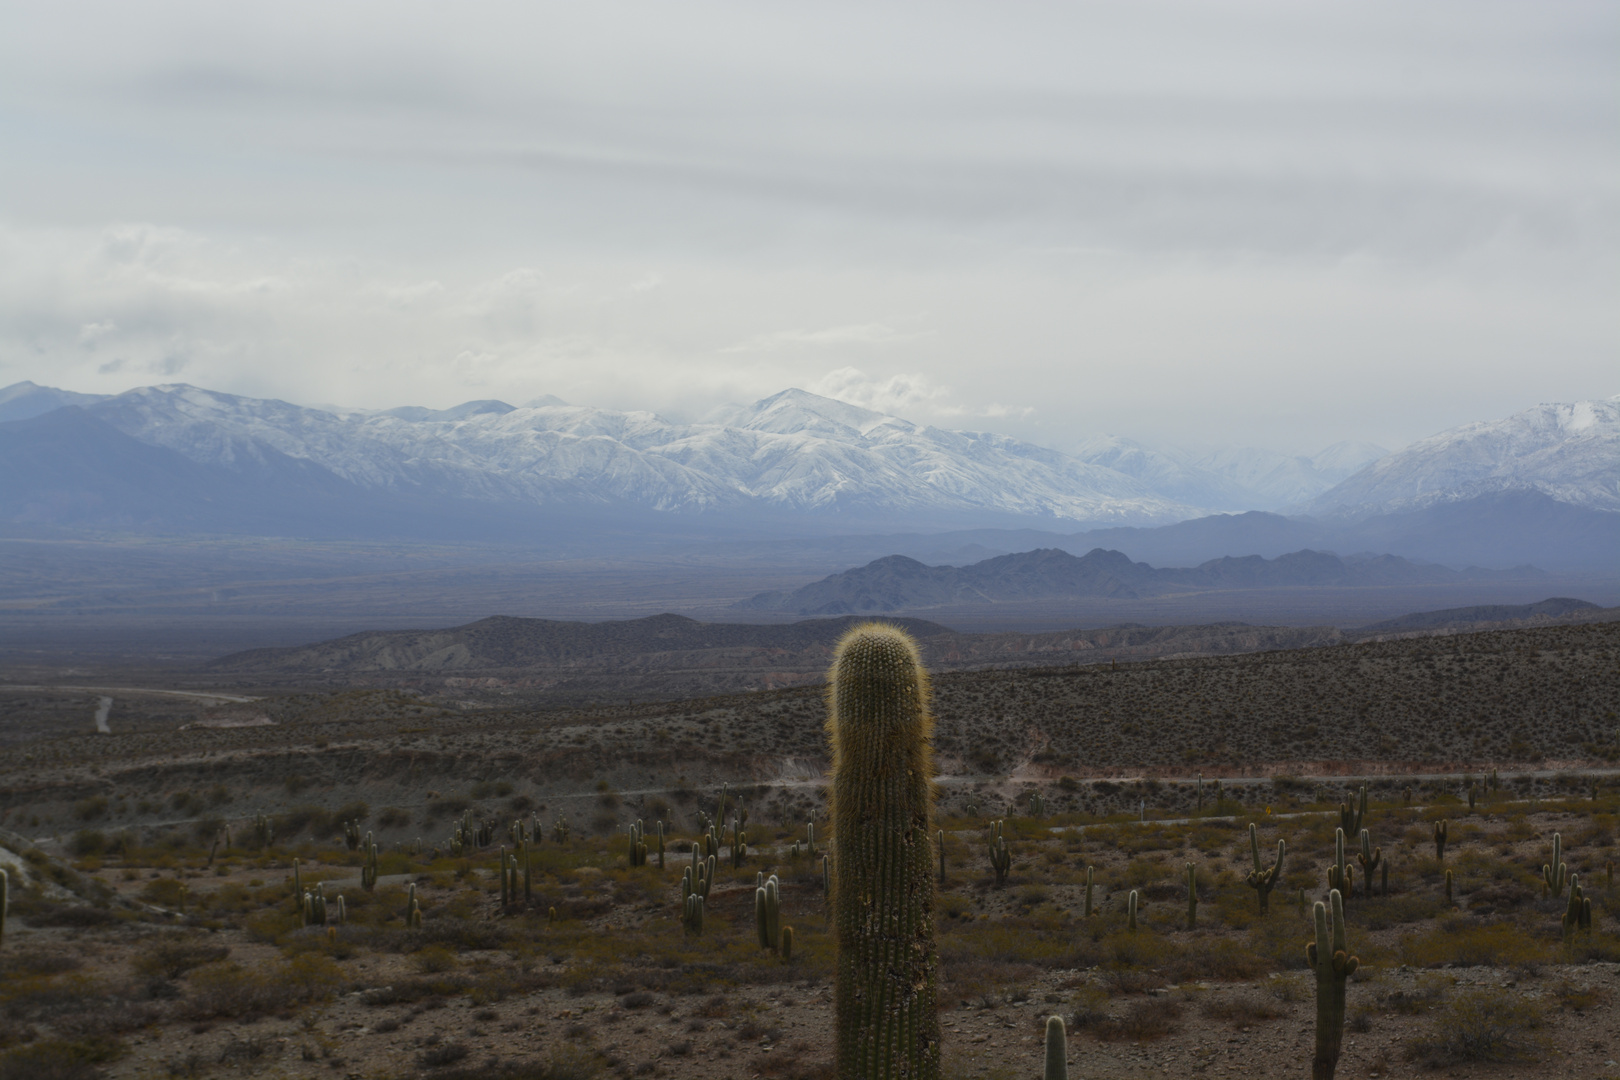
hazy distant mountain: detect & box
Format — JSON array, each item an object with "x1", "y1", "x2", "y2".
[
  {"x1": 1353, "y1": 597, "x2": 1606, "y2": 635},
  {"x1": 0, "y1": 381, "x2": 111, "y2": 423},
  {"x1": 1072, "y1": 435, "x2": 1388, "y2": 511},
  {"x1": 735, "y1": 546, "x2": 1531, "y2": 614},
  {"x1": 1, "y1": 381, "x2": 1203, "y2": 534},
  {"x1": 1310, "y1": 398, "x2": 1620, "y2": 519}
]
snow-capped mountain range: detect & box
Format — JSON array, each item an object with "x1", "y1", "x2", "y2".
[{"x1": 1, "y1": 381, "x2": 1615, "y2": 538}]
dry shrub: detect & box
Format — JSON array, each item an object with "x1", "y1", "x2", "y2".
[
  {"x1": 131, "y1": 941, "x2": 231, "y2": 980},
  {"x1": 1200, "y1": 992, "x2": 1287, "y2": 1024},
  {"x1": 1092, "y1": 997, "x2": 1182, "y2": 1042},
  {"x1": 184, "y1": 955, "x2": 343, "y2": 1019},
  {"x1": 1404, "y1": 989, "x2": 1545, "y2": 1066},
  {"x1": 1398, "y1": 918, "x2": 1550, "y2": 969},
  {"x1": 0, "y1": 1037, "x2": 124, "y2": 1080}
]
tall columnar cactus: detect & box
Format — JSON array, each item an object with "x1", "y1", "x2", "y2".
[
  {"x1": 988, "y1": 821, "x2": 1010, "y2": 887},
  {"x1": 822, "y1": 854, "x2": 830, "y2": 900},
  {"x1": 1083, "y1": 866, "x2": 1094, "y2": 919},
  {"x1": 1562, "y1": 873, "x2": 1590, "y2": 939},
  {"x1": 1044, "y1": 1015, "x2": 1067, "y2": 1080},
  {"x1": 1185, "y1": 863, "x2": 1198, "y2": 930},
  {"x1": 1432, "y1": 820, "x2": 1447, "y2": 862},
  {"x1": 406, "y1": 882, "x2": 423, "y2": 928},
  {"x1": 731, "y1": 813, "x2": 748, "y2": 869},
  {"x1": 523, "y1": 841, "x2": 533, "y2": 904},
  {"x1": 684, "y1": 893, "x2": 705, "y2": 936},
  {"x1": 1028, "y1": 792, "x2": 1046, "y2": 818},
  {"x1": 336, "y1": 895, "x2": 345, "y2": 925},
  {"x1": 937, "y1": 830, "x2": 946, "y2": 883},
  {"x1": 656, "y1": 821, "x2": 666, "y2": 870},
  {"x1": 1245, "y1": 823, "x2": 1285, "y2": 914},
  {"x1": 807, "y1": 821, "x2": 816, "y2": 858},
  {"x1": 755, "y1": 874, "x2": 781, "y2": 951},
  {"x1": 1543, "y1": 832, "x2": 1567, "y2": 896},
  {"x1": 293, "y1": 858, "x2": 302, "y2": 904},
  {"x1": 1444, "y1": 868, "x2": 1453, "y2": 905},
  {"x1": 1127, "y1": 889, "x2": 1139, "y2": 931},
  {"x1": 344, "y1": 820, "x2": 361, "y2": 851},
  {"x1": 781, "y1": 925, "x2": 794, "y2": 962},
  {"x1": 361, "y1": 835, "x2": 378, "y2": 892},
  {"x1": 1356, "y1": 829, "x2": 1381, "y2": 900},
  {"x1": 1327, "y1": 829, "x2": 1351, "y2": 897},
  {"x1": 1339, "y1": 785, "x2": 1367, "y2": 839},
  {"x1": 826, "y1": 623, "x2": 941, "y2": 1080},
  {"x1": 1467, "y1": 783, "x2": 1477, "y2": 811},
  {"x1": 1307, "y1": 889, "x2": 1358, "y2": 1080},
  {"x1": 1197, "y1": 772, "x2": 1204, "y2": 810}
]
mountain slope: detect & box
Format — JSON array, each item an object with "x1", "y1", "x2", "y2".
[
  {"x1": 11, "y1": 382, "x2": 1204, "y2": 531},
  {"x1": 1311, "y1": 398, "x2": 1620, "y2": 518}
]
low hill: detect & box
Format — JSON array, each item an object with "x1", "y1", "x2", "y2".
[
  {"x1": 737, "y1": 547, "x2": 1537, "y2": 615},
  {"x1": 1351, "y1": 597, "x2": 1615, "y2": 636}
]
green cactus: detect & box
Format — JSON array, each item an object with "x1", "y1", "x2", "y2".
[
  {"x1": 756, "y1": 874, "x2": 781, "y2": 951},
  {"x1": 344, "y1": 820, "x2": 361, "y2": 851},
  {"x1": 826, "y1": 623, "x2": 941, "y2": 1080},
  {"x1": 1044, "y1": 1015, "x2": 1067, "y2": 1080},
  {"x1": 1327, "y1": 828, "x2": 1351, "y2": 897},
  {"x1": 822, "y1": 853, "x2": 830, "y2": 900},
  {"x1": 988, "y1": 820, "x2": 1010, "y2": 887},
  {"x1": 656, "y1": 821, "x2": 665, "y2": 870},
  {"x1": 1027, "y1": 792, "x2": 1046, "y2": 818},
  {"x1": 1083, "y1": 865, "x2": 1094, "y2": 919},
  {"x1": 406, "y1": 882, "x2": 423, "y2": 928},
  {"x1": 1127, "y1": 888, "x2": 1139, "y2": 931},
  {"x1": 1186, "y1": 863, "x2": 1197, "y2": 930},
  {"x1": 1355, "y1": 829, "x2": 1381, "y2": 901},
  {"x1": 1307, "y1": 888, "x2": 1358, "y2": 1080},
  {"x1": 781, "y1": 925, "x2": 794, "y2": 962},
  {"x1": 1467, "y1": 782, "x2": 1477, "y2": 811},
  {"x1": 683, "y1": 893, "x2": 705, "y2": 936},
  {"x1": 731, "y1": 813, "x2": 748, "y2": 869},
  {"x1": 1338, "y1": 785, "x2": 1367, "y2": 839},
  {"x1": 1543, "y1": 832, "x2": 1567, "y2": 896},
  {"x1": 1245, "y1": 822, "x2": 1286, "y2": 914},
  {"x1": 523, "y1": 841, "x2": 533, "y2": 904},
  {"x1": 336, "y1": 894, "x2": 345, "y2": 925},
  {"x1": 807, "y1": 821, "x2": 816, "y2": 858},
  {"x1": 361, "y1": 834, "x2": 378, "y2": 892},
  {"x1": 1433, "y1": 820, "x2": 1447, "y2": 862},
  {"x1": 937, "y1": 830, "x2": 946, "y2": 883},
  {"x1": 1562, "y1": 873, "x2": 1589, "y2": 939},
  {"x1": 1444, "y1": 868, "x2": 1453, "y2": 905},
  {"x1": 293, "y1": 858, "x2": 302, "y2": 905},
  {"x1": 1196, "y1": 772, "x2": 1204, "y2": 810}
]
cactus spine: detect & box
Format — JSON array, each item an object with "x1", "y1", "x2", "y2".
[
  {"x1": 1543, "y1": 832, "x2": 1567, "y2": 896},
  {"x1": 1307, "y1": 888, "x2": 1358, "y2": 1080},
  {"x1": 1044, "y1": 1015, "x2": 1067, "y2": 1080},
  {"x1": 1245, "y1": 823, "x2": 1285, "y2": 914},
  {"x1": 1186, "y1": 863, "x2": 1197, "y2": 930},
  {"x1": 988, "y1": 820, "x2": 1010, "y2": 887},
  {"x1": 1432, "y1": 820, "x2": 1447, "y2": 861},
  {"x1": 826, "y1": 623, "x2": 941, "y2": 1080},
  {"x1": 1127, "y1": 888, "x2": 1139, "y2": 931},
  {"x1": 1355, "y1": 829, "x2": 1381, "y2": 901}
]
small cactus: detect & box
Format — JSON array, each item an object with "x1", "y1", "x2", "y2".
[
  {"x1": 806, "y1": 821, "x2": 816, "y2": 858},
  {"x1": 1044, "y1": 1015, "x2": 1067, "y2": 1080},
  {"x1": 1245, "y1": 823, "x2": 1285, "y2": 914},
  {"x1": 755, "y1": 874, "x2": 781, "y2": 951},
  {"x1": 406, "y1": 882, "x2": 423, "y2": 928},
  {"x1": 1327, "y1": 829, "x2": 1350, "y2": 896},
  {"x1": 361, "y1": 835, "x2": 378, "y2": 892},
  {"x1": 781, "y1": 925, "x2": 794, "y2": 962},
  {"x1": 1444, "y1": 868, "x2": 1453, "y2": 905},
  {"x1": 1307, "y1": 888, "x2": 1358, "y2": 1080},
  {"x1": 683, "y1": 893, "x2": 705, "y2": 936},
  {"x1": 1127, "y1": 889, "x2": 1139, "y2": 931},
  {"x1": 1433, "y1": 820, "x2": 1448, "y2": 862},
  {"x1": 1083, "y1": 865, "x2": 1094, "y2": 919},
  {"x1": 344, "y1": 820, "x2": 361, "y2": 851},
  {"x1": 937, "y1": 829, "x2": 946, "y2": 883},
  {"x1": 1467, "y1": 783, "x2": 1477, "y2": 811},
  {"x1": 1543, "y1": 832, "x2": 1567, "y2": 896}
]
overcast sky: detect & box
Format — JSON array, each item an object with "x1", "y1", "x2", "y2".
[{"x1": 1, "y1": 1, "x2": 1614, "y2": 454}]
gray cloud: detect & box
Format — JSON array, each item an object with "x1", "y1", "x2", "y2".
[{"x1": 0, "y1": 0, "x2": 1614, "y2": 454}]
